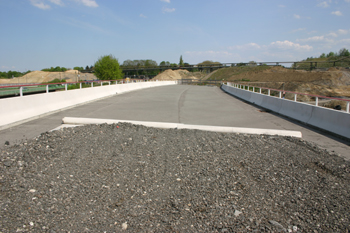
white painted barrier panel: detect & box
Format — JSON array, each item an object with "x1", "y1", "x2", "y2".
[
  {"x1": 222, "y1": 84, "x2": 350, "y2": 139},
  {"x1": 0, "y1": 81, "x2": 176, "y2": 128},
  {"x1": 307, "y1": 106, "x2": 350, "y2": 139}
]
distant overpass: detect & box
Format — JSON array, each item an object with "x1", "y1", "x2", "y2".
[{"x1": 81, "y1": 62, "x2": 294, "y2": 74}]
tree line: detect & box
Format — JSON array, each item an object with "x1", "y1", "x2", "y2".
[
  {"x1": 306, "y1": 47, "x2": 350, "y2": 60},
  {"x1": 0, "y1": 70, "x2": 31, "y2": 79}
]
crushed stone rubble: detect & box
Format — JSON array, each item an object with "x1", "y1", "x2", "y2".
[{"x1": 0, "y1": 123, "x2": 349, "y2": 232}]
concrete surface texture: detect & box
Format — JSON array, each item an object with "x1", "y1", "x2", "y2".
[{"x1": 0, "y1": 85, "x2": 349, "y2": 160}]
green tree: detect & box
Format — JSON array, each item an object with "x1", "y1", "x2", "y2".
[
  {"x1": 94, "y1": 54, "x2": 123, "y2": 80},
  {"x1": 179, "y1": 55, "x2": 184, "y2": 67},
  {"x1": 197, "y1": 60, "x2": 222, "y2": 66},
  {"x1": 160, "y1": 61, "x2": 170, "y2": 66},
  {"x1": 73, "y1": 66, "x2": 84, "y2": 71},
  {"x1": 320, "y1": 53, "x2": 326, "y2": 58},
  {"x1": 326, "y1": 51, "x2": 335, "y2": 58},
  {"x1": 339, "y1": 48, "x2": 350, "y2": 57}
]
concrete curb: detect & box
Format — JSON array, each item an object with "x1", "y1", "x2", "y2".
[{"x1": 61, "y1": 117, "x2": 302, "y2": 138}]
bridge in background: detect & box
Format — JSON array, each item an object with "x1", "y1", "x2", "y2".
[{"x1": 80, "y1": 59, "x2": 350, "y2": 75}]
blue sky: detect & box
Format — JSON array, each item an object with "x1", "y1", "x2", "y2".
[{"x1": 0, "y1": 0, "x2": 350, "y2": 72}]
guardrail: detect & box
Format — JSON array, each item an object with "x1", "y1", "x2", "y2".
[
  {"x1": 226, "y1": 82, "x2": 350, "y2": 113},
  {"x1": 0, "y1": 79, "x2": 151, "y2": 98}
]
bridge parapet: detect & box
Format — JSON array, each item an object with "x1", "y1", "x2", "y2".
[{"x1": 222, "y1": 83, "x2": 350, "y2": 139}]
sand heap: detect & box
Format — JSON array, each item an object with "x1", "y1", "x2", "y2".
[
  {"x1": 153, "y1": 69, "x2": 199, "y2": 80},
  {"x1": 0, "y1": 70, "x2": 97, "y2": 84}
]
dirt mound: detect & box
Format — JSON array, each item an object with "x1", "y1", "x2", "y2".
[
  {"x1": 154, "y1": 69, "x2": 200, "y2": 80},
  {"x1": 0, "y1": 70, "x2": 96, "y2": 84},
  {"x1": 228, "y1": 67, "x2": 350, "y2": 98}
]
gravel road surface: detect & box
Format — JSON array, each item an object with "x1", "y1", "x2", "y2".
[{"x1": 1, "y1": 123, "x2": 349, "y2": 232}]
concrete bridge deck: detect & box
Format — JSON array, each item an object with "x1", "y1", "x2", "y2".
[{"x1": 0, "y1": 85, "x2": 349, "y2": 160}]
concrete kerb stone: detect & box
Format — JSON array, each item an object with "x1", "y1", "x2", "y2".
[{"x1": 61, "y1": 117, "x2": 302, "y2": 138}]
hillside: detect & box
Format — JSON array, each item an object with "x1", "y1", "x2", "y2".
[
  {"x1": 209, "y1": 66, "x2": 350, "y2": 97},
  {"x1": 0, "y1": 70, "x2": 97, "y2": 84}
]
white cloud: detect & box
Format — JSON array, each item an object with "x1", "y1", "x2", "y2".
[
  {"x1": 75, "y1": 0, "x2": 98, "y2": 7},
  {"x1": 184, "y1": 50, "x2": 238, "y2": 63},
  {"x1": 297, "y1": 36, "x2": 325, "y2": 42},
  {"x1": 317, "y1": 1, "x2": 330, "y2": 8},
  {"x1": 328, "y1": 32, "x2": 338, "y2": 37},
  {"x1": 0, "y1": 65, "x2": 16, "y2": 70},
  {"x1": 162, "y1": 7, "x2": 175, "y2": 13},
  {"x1": 331, "y1": 11, "x2": 342, "y2": 16},
  {"x1": 293, "y1": 14, "x2": 301, "y2": 19},
  {"x1": 228, "y1": 43, "x2": 261, "y2": 50},
  {"x1": 185, "y1": 51, "x2": 232, "y2": 56},
  {"x1": 160, "y1": 0, "x2": 171, "y2": 3},
  {"x1": 269, "y1": 40, "x2": 312, "y2": 51},
  {"x1": 291, "y1": 28, "x2": 306, "y2": 33},
  {"x1": 49, "y1": 0, "x2": 64, "y2": 6},
  {"x1": 338, "y1": 29, "x2": 349, "y2": 34},
  {"x1": 338, "y1": 38, "x2": 350, "y2": 44},
  {"x1": 139, "y1": 14, "x2": 147, "y2": 18},
  {"x1": 29, "y1": 0, "x2": 51, "y2": 10},
  {"x1": 59, "y1": 17, "x2": 108, "y2": 34}
]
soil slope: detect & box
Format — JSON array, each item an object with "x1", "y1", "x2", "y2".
[{"x1": 226, "y1": 66, "x2": 350, "y2": 98}]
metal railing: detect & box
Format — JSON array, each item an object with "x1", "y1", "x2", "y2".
[
  {"x1": 226, "y1": 82, "x2": 350, "y2": 113},
  {"x1": 0, "y1": 79, "x2": 156, "y2": 98}
]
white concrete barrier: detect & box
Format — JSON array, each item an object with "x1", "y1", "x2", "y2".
[
  {"x1": 0, "y1": 81, "x2": 176, "y2": 129},
  {"x1": 61, "y1": 117, "x2": 302, "y2": 138},
  {"x1": 222, "y1": 84, "x2": 350, "y2": 139}
]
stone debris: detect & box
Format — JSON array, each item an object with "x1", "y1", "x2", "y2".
[{"x1": 0, "y1": 123, "x2": 349, "y2": 232}]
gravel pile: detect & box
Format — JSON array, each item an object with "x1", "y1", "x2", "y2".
[{"x1": 1, "y1": 123, "x2": 349, "y2": 232}]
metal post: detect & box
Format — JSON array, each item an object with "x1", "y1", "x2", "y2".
[
  {"x1": 279, "y1": 91, "x2": 282, "y2": 98},
  {"x1": 347, "y1": 102, "x2": 349, "y2": 113},
  {"x1": 294, "y1": 94, "x2": 297, "y2": 102},
  {"x1": 65, "y1": 84, "x2": 67, "y2": 91},
  {"x1": 46, "y1": 85, "x2": 49, "y2": 93},
  {"x1": 268, "y1": 89, "x2": 270, "y2": 96},
  {"x1": 20, "y1": 87, "x2": 23, "y2": 97},
  {"x1": 259, "y1": 88, "x2": 261, "y2": 94},
  {"x1": 315, "y1": 97, "x2": 318, "y2": 106},
  {"x1": 91, "y1": 82, "x2": 93, "y2": 87},
  {"x1": 109, "y1": 81, "x2": 111, "y2": 85},
  {"x1": 80, "y1": 83, "x2": 82, "y2": 89},
  {"x1": 253, "y1": 87, "x2": 255, "y2": 92},
  {"x1": 101, "y1": 82, "x2": 103, "y2": 86}
]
